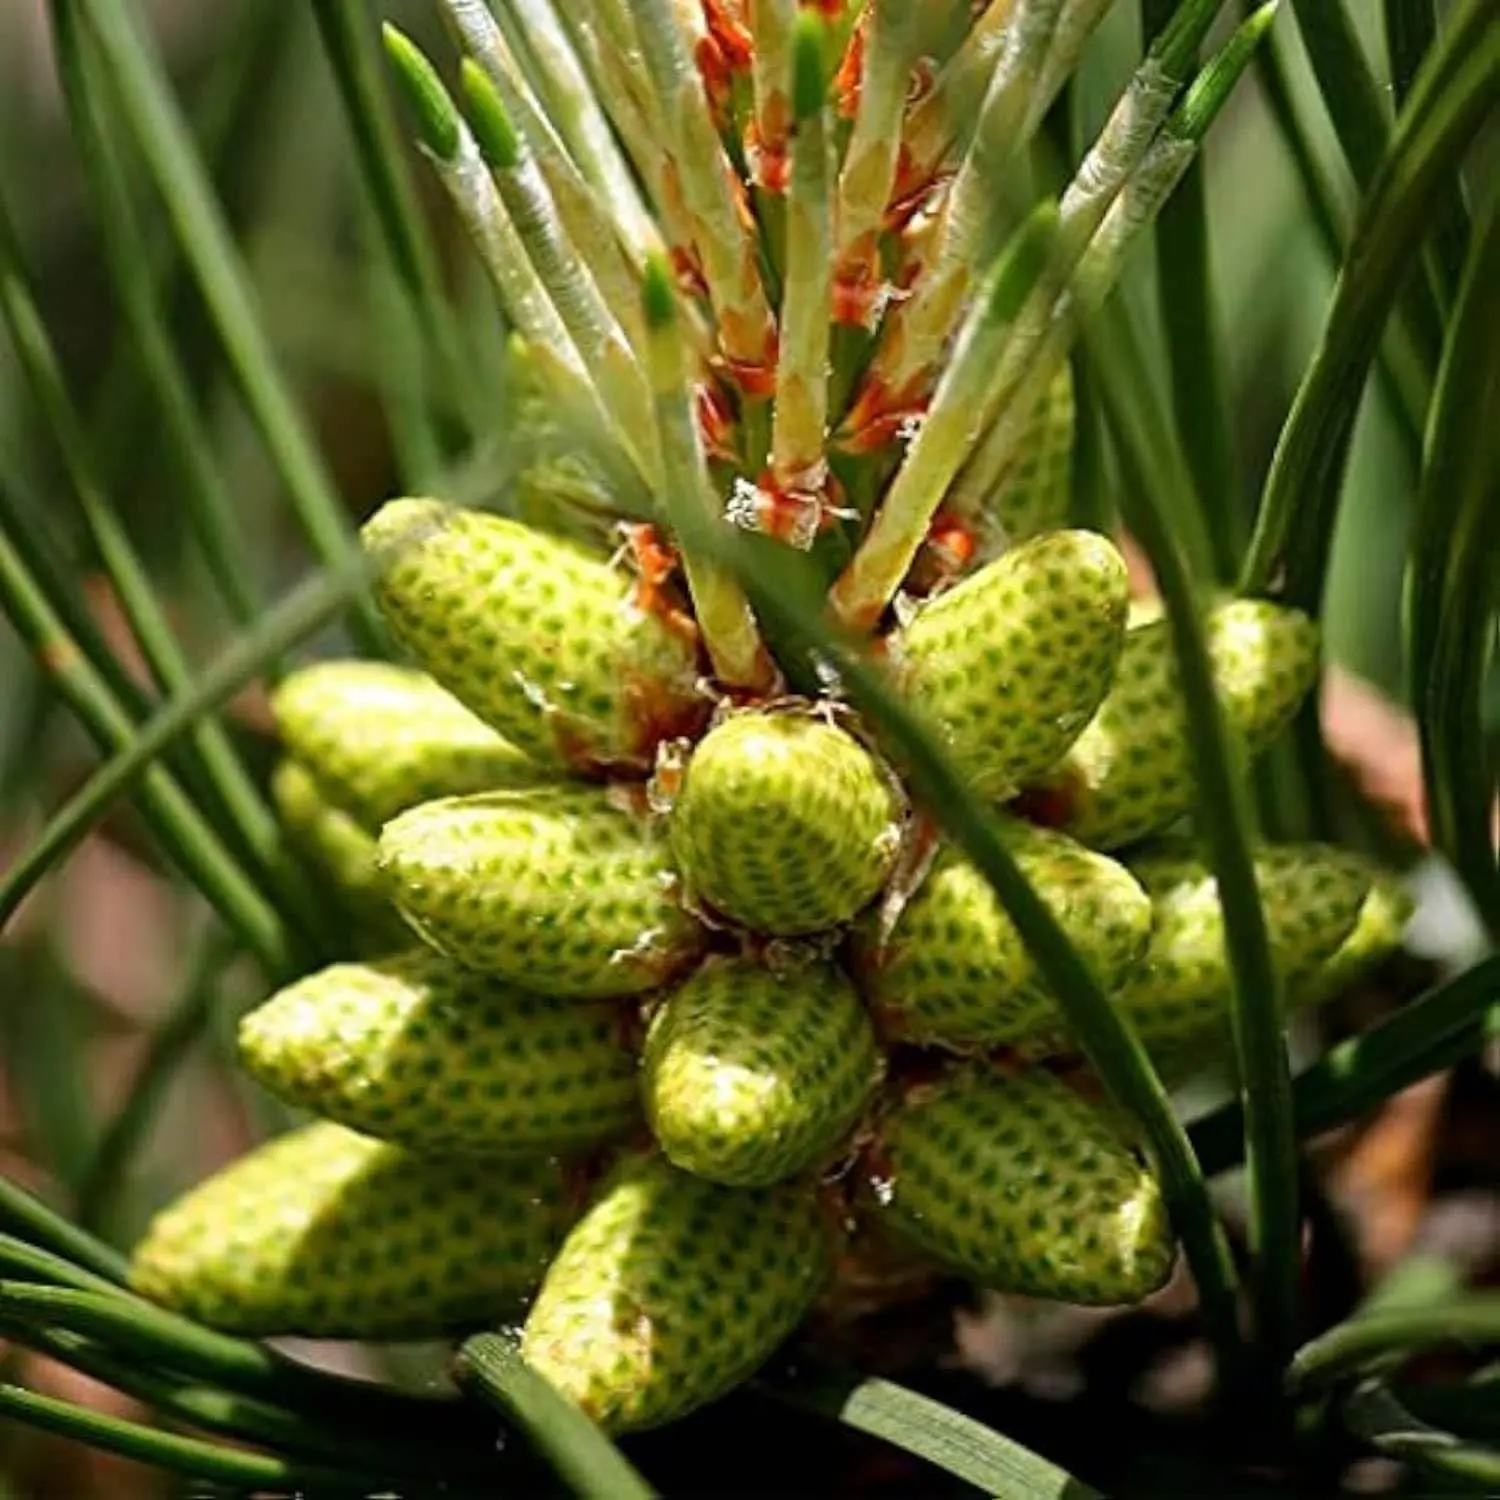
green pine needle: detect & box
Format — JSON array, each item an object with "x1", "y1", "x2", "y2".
[{"x1": 383, "y1": 23, "x2": 461, "y2": 163}]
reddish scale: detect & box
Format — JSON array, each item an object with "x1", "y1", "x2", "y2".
[
  {"x1": 924, "y1": 510, "x2": 977, "y2": 572},
  {"x1": 867, "y1": 1002, "x2": 911, "y2": 1045},
  {"x1": 887, "y1": 145, "x2": 921, "y2": 214},
  {"x1": 717, "y1": 347, "x2": 780, "y2": 400},
  {"x1": 984, "y1": 1049, "x2": 1030, "y2": 1080},
  {"x1": 885, "y1": 163, "x2": 948, "y2": 235},
  {"x1": 625, "y1": 525, "x2": 700, "y2": 643},
  {"x1": 729, "y1": 650, "x2": 780, "y2": 699},
  {"x1": 562, "y1": 1152, "x2": 611, "y2": 1212},
  {"x1": 1009, "y1": 776, "x2": 1085, "y2": 831},
  {"x1": 696, "y1": 39, "x2": 737, "y2": 130},
  {"x1": 695, "y1": 1, "x2": 753, "y2": 131},
  {"x1": 832, "y1": 270, "x2": 880, "y2": 329},
  {"x1": 671, "y1": 244, "x2": 710, "y2": 304},
  {"x1": 846, "y1": 601, "x2": 888, "y2": 634},
  {"x1": 625, "y1": 529, "x2": 713, "y2": 756},
  {"x1": 626, "y1": 523, "x2": 679, "y2": 602},
  {"x1": 536, "y1": 689, "x2": 706, "y2": 779},
  {"x1": 834, "y1": 16, "x2": 865, "y2": 121},
  {"x1": 1046, "y1": 1056, "x2": 1098, "y2": 1092},
  {"x1": 729, "y1": 163, "x2": 764, "y2": 238},
  {"x1": 837, "y1": 376, "x2": 930, "y2": 455},
  {"x1": 902, "y1": 511, "x2": 979, "y2": 596},
  {"x1": 696, "y1": 381, "x2": 739, "y2": 465},
  {"x1": 847, "y1": 925, "x2": 890, "y2": 983},
  {"x1": 714, "y1": 187, "x2": 782, "y2": 394},
  {"x1": 547, "y1": 699, "x2": 691, "y2": 780},
  {"x1": 818, "y1": 1177, "x2": 952, "y2": 1324},
  {"x1": 817, "y1": 1246, "x2": 947, "y2": 1326},
  {"x1": 701, "y1": 0, "x2": 754, "y2": 73},
  {"x1": 751, "y1": 469, "x2": 846, "y2": 547},
  {"x1": 1048, "y1": 1061, "x2": 1106, "y2": 1104},
  {"x1": 745, "y1": 119, "x2": 791, "y2": 195},
  {"x1": 647, "y1": 748, "x2": 688, "y2": 808},
  {"x1": 838, "y1": 254, "x2": 940, "y2": 447},
  {"x1": 604, "y1": 779, "x2": 661, "y2": 822},
  {"x1": 845, "y1": 931, "x2": 899, "y2": 1036},
  {"x1": 832, "y1": 223, "x2": 894, "y2": 329}
]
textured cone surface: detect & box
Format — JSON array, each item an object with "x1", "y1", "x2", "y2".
[
  {"x1": 1096, "y1": 843, "x2": 1373, "y2": 1076},
  {"x1": 897, "y1": 530, "x2": 1129, "y2": 799},
  {"x1": 669, "y1": 713, "x2": 901, "y2": 935},
  {"x1": 521, "y1": 1153, "x2": 832, "y2": 1432},
  {"x1": 270, "y1": 761, "x2": 405, "y2": 948},
  {"x1": 129, "y1": 1123, "x2": 576, "y2": 1337},
  {"x1": 1022, "y1": 599, "x2": 1320, "y2": 850},
  {"x1": 870, "y1": 1068, "x2": 1175, "y2": 1304},
  {"x1": 379, "y1": 787, "x2": 704, "y2": 998},
  {"x1": 271, "y1": 659, "x2": 545, "y2": 827},
  {"x1": 238, "y1": 950, "x2": 639, "y2": 1157},
  {"x1": 855, "y1": 816, "x2": 1151, "y2": 1052},
  {"x1": 1288, "y1": 866, "x2": 1413, "y2": 1010},
  {"x1": 362, "y1": 499, "x2": 706, "y2": 775},
  {"x1": 976, "y1": 364, "x2": 1076, "y2": 544},
  {"x1": 643, "y1": 957, "x2": 882, "y2": 1187}
]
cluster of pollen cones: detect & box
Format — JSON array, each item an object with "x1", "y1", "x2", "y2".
[{"x1": 128, "y1": 0, "x2": 1406, "y2": 1435}]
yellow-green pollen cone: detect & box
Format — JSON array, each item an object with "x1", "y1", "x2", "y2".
[
  {"x1": 643, "y1": 955, "x2": 883, "y2": 1187},
  {"x1": 669, "y1": 711, "x2": 903, "y2": 936},
  {"x1": 1018, "y1": 598, "x2": 1321, "y2": 850},
  {"x1": 378, "y1": 786, "x2": 706, "y2": 999},
  {"x1": 896, "y1": 529, "x2": 1131, "y2": 799},
  {"x1": 854, "y1": 815, "x2": 1152, "y2": 1053},
  {"x1": 521, "y1": 1152, "x2": 834, "y2": 1433},
  {"x1": 129, "y1": 1122, "x2": 579, "y2": 1338},
  {"x1": 866, "y1": 1067, "x2": 1176, "y2": 1306},
  {"x1": 271, "y1": 658, "x2": 549, "y2": 826},
  {"x1": 1082, "y1": 842, "x2": 1377, "y2": 1079},
  {"x1": 238, "y1": 949, "x2": 640, "y2": 1158},
  {"x1": 362, "y1": 499, "x2": 708, "y2": 777}
]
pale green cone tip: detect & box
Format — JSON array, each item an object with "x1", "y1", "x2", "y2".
[
  {"x1": 869, "y1": 1067, "x2": 1176, "y2": 1305},
  {"x1": 521, "y1": 1152, "x2": 834, "y2": 1432},
  {"x1": 643, "y1": 956, "x2": 883, "y2": 1187},
  {"x1": 855, "y1": 815, "x2": 1152, "y2": 1053},
  {"x1": 1020, "y1": 598, "x2": 1321, "y2": 850},
  {"x1": 669, "y1": 711, "x2": 902, "y2": 936},
  {"x1": 271, "y1": 659, "x2": 546, "y2": 828},
  {"x1": 897, "y1": 529, "x2": 1130, "y2": 799},
  {"x1": 129, "y1": 1122, "x2": 577, "y2": 1338},
  {"x1": 378, "y1": 786, "x2": 706, "y2": 998},
  {"x1": 238, "y1": 950, "x2": 639, "y2": 1158},
  {"x1": 361, "y1": 499, "x2": 708, "y2": 776}
]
